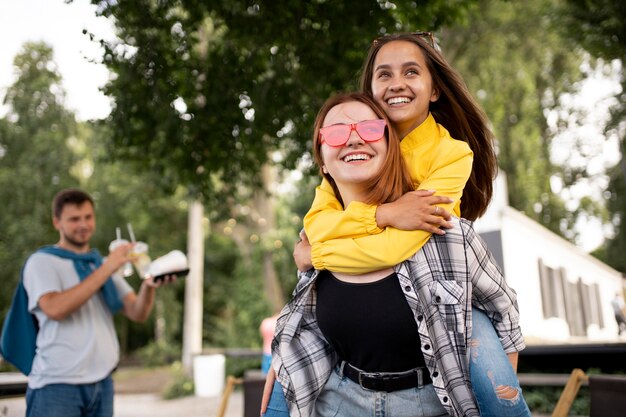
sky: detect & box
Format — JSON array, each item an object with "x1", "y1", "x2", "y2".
[
  {"x1": 0, "y1": 0, "x2": 621, "y2": 253},
  {"x1": 0, "y1": 0, "x2": 114, "y2": 120}
]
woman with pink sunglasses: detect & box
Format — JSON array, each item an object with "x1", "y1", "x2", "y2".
[
  {"x1": 301, "y1": 32, "x2": 530, "y2": 417},
  {"x1": 262, "y1": 92, "x2": 523, "y2": 417},
  {"x1": 264, "y1": 32, "x2": 531, "y2": 417}
]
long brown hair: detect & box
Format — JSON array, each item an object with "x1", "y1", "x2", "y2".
[
  {"x1": 312, "y1": 92, "x2": 413, "y2": 208},
  {"x1": 359, "y1": 33, "x2": 497, "y2": 220}
]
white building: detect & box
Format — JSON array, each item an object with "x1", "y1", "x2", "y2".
[{"x1": 474, "y1": 174, "x2": 624, "y2": 345}]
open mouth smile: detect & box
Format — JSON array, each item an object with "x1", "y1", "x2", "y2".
[
  {"x1": 342, "y1": 153, "x2": 372, "y2": 162},
  {"x1": 387, "y1": 97, "x2": 412, "y2": 105}
]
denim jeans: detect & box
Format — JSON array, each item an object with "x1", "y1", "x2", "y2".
[
  {"x1": 470, "y1": 308, "x2": 531, "y2": 417},
  {"x1": 315, "y1": 365, "x2": 447, "y2": 417},
  {"x1": 25, "y1": 375, "x2": 114, "y2": 417},
  {"x1": 261, "y1": 353, "x2": 272, "y2": 375},
  {"x1": 262, "y1": 379, "x2": 290, "y2": 417}
]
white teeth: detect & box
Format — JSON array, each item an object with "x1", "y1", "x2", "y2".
[
  {"x1": 343, "y1": 154, "x2": 371, "y2": 162},
  {"x1": 387, "y1": 97, "x2": 411, "y2": 105}
]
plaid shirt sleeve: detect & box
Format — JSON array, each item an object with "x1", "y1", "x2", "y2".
[
  {"x1": 272, "y1": 268, "x2": 335, "y2": 417},
  {"x1": 460, "y1": 219, "x2": 526, "y2": 353}
]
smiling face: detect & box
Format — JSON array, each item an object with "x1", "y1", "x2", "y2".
[
  {"x1": 53, "y1": 201, "x2": 95, "y2": 252},
  {"x1": 319, "y1": 101, "x2": 388, "y2": 206},
  {"x1": 371, "y1": 40, "x2": 439, "y2": 138}
]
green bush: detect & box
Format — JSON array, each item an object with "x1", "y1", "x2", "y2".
[
  {"x1": 225, "y1": 356, "x2": 262, "y2": 378},
  {"x1": 135, "y1": 341, "x2": 182, "y2": 367},
  {"x1": 524, "y1": 385, "x2": 590, "y2": 415},
  {"x1": 162, "y1": 362, "x2": 195, "y2": 399}
]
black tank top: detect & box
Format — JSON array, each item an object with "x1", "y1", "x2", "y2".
[{"x1": 316, "y1": 270, "x2": 425, "y2": 372}]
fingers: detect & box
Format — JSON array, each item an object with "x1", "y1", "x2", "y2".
[
  {"x1": 293, "y1": 239, "x2": 313, "y2": 272},
  {"x1": 299, "y1": 229, "x2": 309, "y2": 244},
  {"x1": 421, "y1": 220, "x2": 448, "y2": 235},
  {"x1": 430, "y1": 205, "x2": 454, "y2": 233},
  {"x1": 432, "y1": 205, "x2": 452, "y2": 221},
  {"x1": 111, "y1": 242, "x2": 132, "y2": 256},
  {"x1": 413, "y1": 189, "x2": 437, "y2": 197},
  {"x1": 158, "y1": 274, "x2": 177, "y2": 285},
  {"x1": 144, "y1": 276, "x2": 161, "y2": 288},
  {"x1": 145, "y1": 274, "x2": 177, "y2": 288}
]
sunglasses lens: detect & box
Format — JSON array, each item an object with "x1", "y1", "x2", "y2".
[
  {"x1": 356, "y1": 120, "x2": 386, "y2": 141},
  {"x1": 320, "y1": 120, "x2": 387, "y2": 146},
  {"x1": 320, "y1": 124, "x2": 351, "y2": 146}
]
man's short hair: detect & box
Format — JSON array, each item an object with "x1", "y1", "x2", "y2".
[{"x1": 52, "y1": 189, "x2": 94, "y2": 218}]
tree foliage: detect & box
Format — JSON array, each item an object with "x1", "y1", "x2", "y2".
[
  {"x1": 2, "y1": 0, "x2": 620, "y2": 363},
  {"x1": 88, "y1": 0, "x2": 477, "y2": 209},
  {"x1": 86, "y1": 0, "x2": 483, "y2": 324},
  {"x1": 0, "y1": 42, "x2": 190, "y2": 356},
  {"x1": 560, "y1": 0, "x2": 626, "y2": 270},
  {"x1": 439, "y1": 0, "x2": 586, "y2": 237},
  {"x1": 0, "y1": 42, "x2": 78, "y2": 320},
  {"x1": 78, "y1": 123, "x2": 190, "y2": 353}
]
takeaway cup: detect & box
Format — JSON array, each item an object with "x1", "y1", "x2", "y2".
[
  {"x1": 130, "y1": 241, "x2": 151, "y2": 278},
  {"x1": 109, "y1": 239, "x2": 134, "y2": 277}
]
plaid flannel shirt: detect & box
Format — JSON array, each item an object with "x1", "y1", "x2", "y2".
[{"x1": 272, "y1": 218, "x2": 525, "y2": 417}]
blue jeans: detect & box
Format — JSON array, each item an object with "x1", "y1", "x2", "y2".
[
  {"x1": 315, "y1": 365, "x2": 447, "y2": 417},
  {"x1": 470, "y1": 308, "x2": 531, "y2": 417},
  {"x1": 261, "y1": 353, "x2": 272, "y2": 375},
  {"x1": 25, "y1": 375, "x2": 114, "y2": 417},
  {"x1": 262, "y1": 379, "x2": 290, "y2": 417}
]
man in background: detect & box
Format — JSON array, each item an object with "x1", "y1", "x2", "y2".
[
  {"x1": 22, "y1": 188, "x2": 173, "y2": 417},
  {"x1": 612, "y1": 292, "x2": 626, "y2": 336}
]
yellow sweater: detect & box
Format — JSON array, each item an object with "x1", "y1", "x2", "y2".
[{"x1": 304, "y1": 113, "x2": 473, "y2": 274}]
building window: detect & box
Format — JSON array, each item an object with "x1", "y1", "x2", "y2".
[
  {"x1": 562, "y1": 273, "x2": 585, "y2": 336},
  {"x1": 579, "y1": 281, "x2": 605, "y2": 329},
  {"x1": 538, "y1": 259, "x2": 566, "y2": 320},
  {"x1": 538, "y1": 259, "x2": 606, "y2": 336}
]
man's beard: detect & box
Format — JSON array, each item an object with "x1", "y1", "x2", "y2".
[{"x1": 63, "y1": 232, "x2": 90, "y2": 249}]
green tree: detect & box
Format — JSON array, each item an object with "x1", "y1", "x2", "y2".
[
  {"x1": 86, "y1": 0, "x2": 480, "y2": 331},
  {"x1": 0, "y1": 42, "x2": 78, "y2": 322},
  {"x1": 89, "y1": 0, "x2": 477, "y2": 204},
  {"x1": 0, "y1": 42, "x2": 191, "y2": 358},
  {"x1": 75, "y1": 122, "x2": 190, "y2": 355},
  {"x1": 560, "y1": 0, "x2": 626, "y2": 271},
  {"x1": 440, "y1": 0, "x2": 585, "y2": 237}
]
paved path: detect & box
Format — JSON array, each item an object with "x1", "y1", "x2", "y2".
[{"x1": 0, "y1": 390, "x2": 243, "y2": 417}]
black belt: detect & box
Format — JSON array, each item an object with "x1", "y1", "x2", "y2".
[{"x1": 340, "y1": 361, "x2": 432, "y2": 392}]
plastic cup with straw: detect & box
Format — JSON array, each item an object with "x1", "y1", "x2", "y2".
[
  {"x1": 109, "y1": 227, "x2": 134, "y2": 277},
  {"x1": 127, "y1": 223, "x2": 151, "y2": 278}
]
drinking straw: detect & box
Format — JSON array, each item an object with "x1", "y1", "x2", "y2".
[
  {"x1": 127, "y1": 223, "x2": 136, "y2": 242},
  {"x1": 116, "y1": 227, "x2": 122, "y2": 241}
]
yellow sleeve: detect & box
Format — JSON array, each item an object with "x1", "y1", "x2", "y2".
[
  {"x1": 311, "y1": 230, "x2": 430, "y2": 274},
  {"x1": 310, "y1": 143, "x2": 473, "y2": 273},
  {"x1": 304, "y1": 178, "x2": 382, "y2": 245},
  {"x1": 415, "y1": 143, "x2": 473, "y2": 210}
]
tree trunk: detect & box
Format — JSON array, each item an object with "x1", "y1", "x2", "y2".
[{"x1": 182, "y1": 200, "x2": 205, "y2": 373}]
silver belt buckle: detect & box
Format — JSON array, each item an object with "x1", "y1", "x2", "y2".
[{"x1": 358, "y1": 370, "x2": 380, "y2": 391}]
